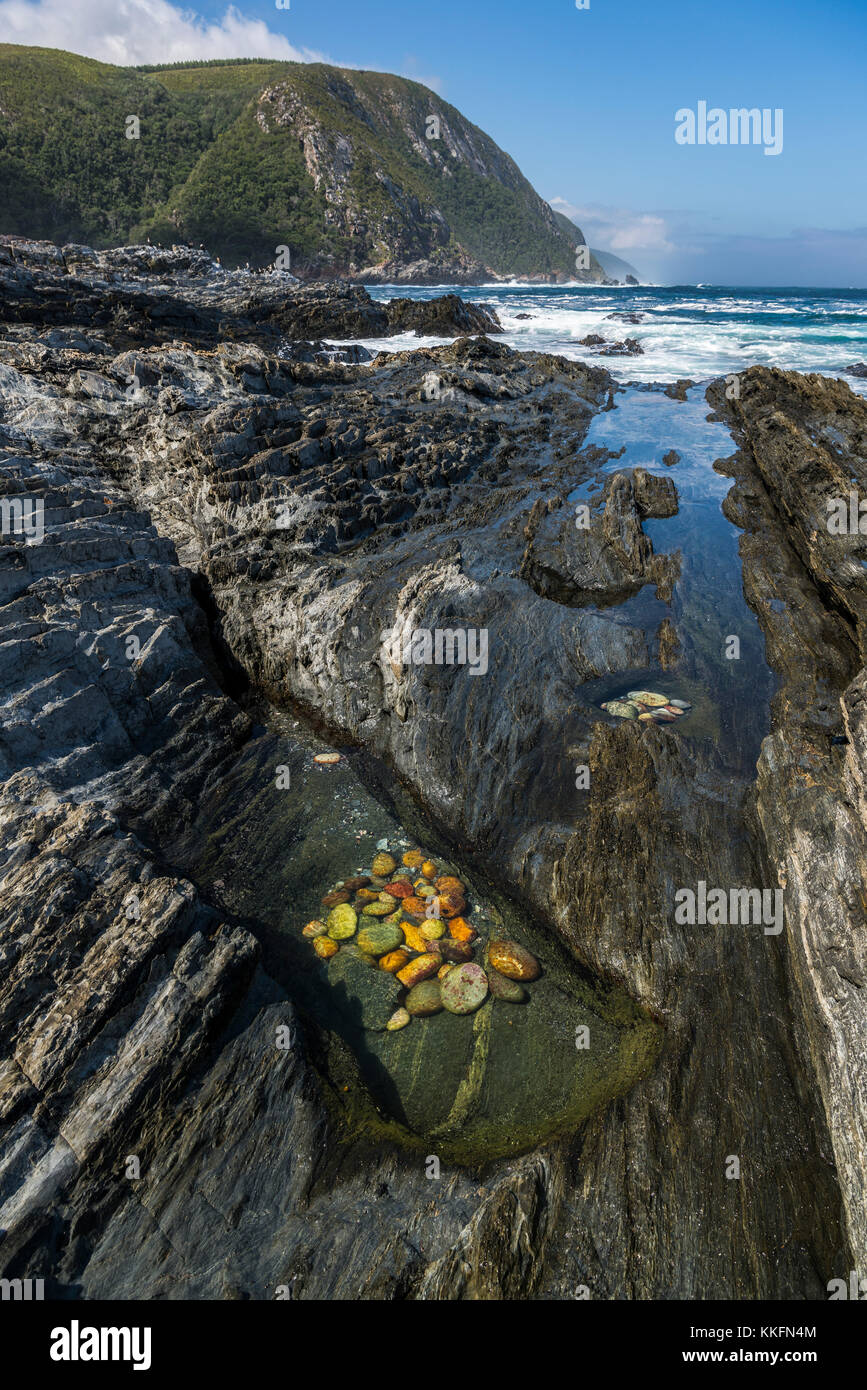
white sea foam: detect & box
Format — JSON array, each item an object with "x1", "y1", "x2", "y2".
[{"x1": 354, "y1": 285, "x2": 867, "y2": 396}]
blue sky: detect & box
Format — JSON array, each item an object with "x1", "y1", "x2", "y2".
[{"x1": 3, "y1": 0, "x2": 865, "y2": 283}]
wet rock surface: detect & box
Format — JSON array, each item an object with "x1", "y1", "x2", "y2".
[
  {"x1": 0, "y1": 243, "x2": 862, "y2": 1299},
  {"x1": 709, "y1": 367, "x2": 867, "y2": 1269}
]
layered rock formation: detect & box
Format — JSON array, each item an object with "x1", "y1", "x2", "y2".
[{"x1": 0, "y1": 240, "x2": 863, "y2": 1299}]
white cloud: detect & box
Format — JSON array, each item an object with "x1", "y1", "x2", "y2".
[
  {"x1": 0, "y1": 0, "x2": 326, "y2": 66},
  {"x1": 400, "y1": 54, "x2": 443, "y2": 96},
  {"x1": 550, "y1": 197, "x2": 675, "y2": 255}
]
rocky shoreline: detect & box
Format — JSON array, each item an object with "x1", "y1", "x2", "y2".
[{"x1": 0, "y1": 239, "x2": 864, "y2": 1299}]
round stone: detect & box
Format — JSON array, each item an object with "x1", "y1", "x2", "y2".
[
  {"x1": 488, "y1": 940, "x2": 540, "y2": 982},
  {"x1": 440, "y1": 962, "x2": 489, "y2": 1015},
  {"x1": 486, "y1": 965, "x2": 528, "y2": 1003},
  {"x1": 313, "y1": 936, "x2": 339, "y2": 959},
  {"x1": 421, "y1": 860, "x2": 438, "y2": 879},
  {"x1": 670, "y1": 698, "x2": 691, "y2": 709},
  {"x1": 372, "y1": 852, "x2": 397, "y2": 876},
  {"x1": 302, "y1": 919, "x2": 327, "y2": 938},
  {"x1": 326, "y1": 903, "x2": 358, "y2": 940},
  {"x1": 405, "y1": 980, "x2": 443, "y2": 1017},
  {"x1": 361, "y1": 900, "x2": 395, "y2": 917},
  {"x1": 380, "y1": 948, "x2": 411, "y2": 974},
  {"x1": 434, "y1": 939, "x2": 474, "y2": 964},
  {"x1": 357, "y1": 921, "x2": 404, "y2": 957},
  {"x1": 421, "y1": 918, "x2": 444, "y2": 940},
  {"x1": 402, "y1": 850, "x2": 423, "y2": 868},
  {"x1": 626, "y1": 690, "x2": 670, "y2": 707},
  {"x1": 435, "y1": 876, "x2": 466, "y2": 895},
  {"x1": 386, "y1": 1008, "x2": 411, "y2": 1031},
  {"x1": 384, "y1": 879, "x2": 414, "y2": 898},
  {"x1": 602, "y1": 700, "x2": 640, "y2": 719}
]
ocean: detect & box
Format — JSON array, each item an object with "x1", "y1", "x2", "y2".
[{"x1": 359, "y1": 284, "x2": 867, "y2": 395}]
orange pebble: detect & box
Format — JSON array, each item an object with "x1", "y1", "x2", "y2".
[
  {"x1": 437, "y1": 894, "x2": 466, "y2": 919},
  {"x1": 449, "y1": 917, "x2": 477, "y2": 943},
  {"x1": 437, "y1": 964, "x2": 453, "y2": 980},
  {"x1": 402, "y1": 850, "x2": 423, "y2": 868},
  {"x1": 435, "y1": 876, "x2": 465, "y2": 895},
  {"x1": 421, "y1": 860, "x2": 437, "y2": 880},
  {"x1": 403, "y1": 896, "x2": 427, "y2": 917},
  {"x1": 396, "y1": 954, "x2": 441, "y2": 988},
  {"x1": 313, "y1": 937, "x2": 339, "y2": 960},
  {"x1": 380, "y1": 948, "x2": 411, "y2": 974}
]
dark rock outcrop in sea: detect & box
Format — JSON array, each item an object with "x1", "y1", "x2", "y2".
[{"x1": 0, "y1": 239, "x2": 864, "y2": 1299}]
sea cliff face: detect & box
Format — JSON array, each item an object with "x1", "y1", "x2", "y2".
[{"x1": 0, "y1": 238, "x2": 863, "y2": 1299}]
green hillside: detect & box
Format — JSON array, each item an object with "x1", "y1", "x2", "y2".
[{"x1": 0, "y1": 46, "x2": 602, "y2": 280}]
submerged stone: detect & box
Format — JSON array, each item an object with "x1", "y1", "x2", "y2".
[
  {"x1": 303, "y1": 919, "x2": 327, "y2": 938},
  {"x1": 488, "y1": 940, "x2": 540, "y2": 981},
  {"x1": 361, "y1": 900, "x2": 395, "y2": 917},
  {"x1": 602, "y1": 700, "x2": 640, "y2": 719},
  {"x1": 626, "y1": 690, "x2": 670, "y2": 707},
  {"x1": 314, "y1": 936, "x2": 339, "y2": 960},
  {"x1": 434, "y1": 939, "x2": 474, "y2": 963},
  {"x1": 449, "y1": 917, "x2": 476, "y2": 943},
  {"x1": 402, "y1": 850, "x2": 423, "y2": 868},
  {"x1": 406, "y1": 980, "x2": 443, "y2": 1017},
  {"x1": 436, "y1": 875, "x2": 466, "y2": 895},
  {"x1": 486, "y1": 966, "x2": 528, "y2": 1003},
  {"x1": 327, "y1": 903, "x2": 358, "y2": 939},
  {"x1": 440, "y1": 962, "x2": 489, "y2": 1015},
  {"x1": 322, "y1": 889, "x2": 351, "y2": 908},
  {"x1": 396, "y1": 953, "x2": 441, "y2": 988},
  {"x1": 357, "y1": 921, "x2": 404, "y2": 957},
  {"x1": 386, "y1": 1008, "x2": 411, "y2": 1032},
  {"x1": 384, "y1": 878, "x2": 414, "y2": 898},
  {"x1": 400, "y1": 920, "x2": 429, "y2": 953},
  {"x1": 371, "y1": 852, "x2": 397, "y2": 876},
  {"x1": 380, "y1": 948, "x2": 411, "y2": 973}
]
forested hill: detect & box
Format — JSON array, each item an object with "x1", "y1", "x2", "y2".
[{"x1": 0, "y1": 46, "x2": 606, "y2": 282}]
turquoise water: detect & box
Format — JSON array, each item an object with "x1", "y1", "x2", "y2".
[{"x1": 360, "y1": 284, "x2": 867, "y2": 393}]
